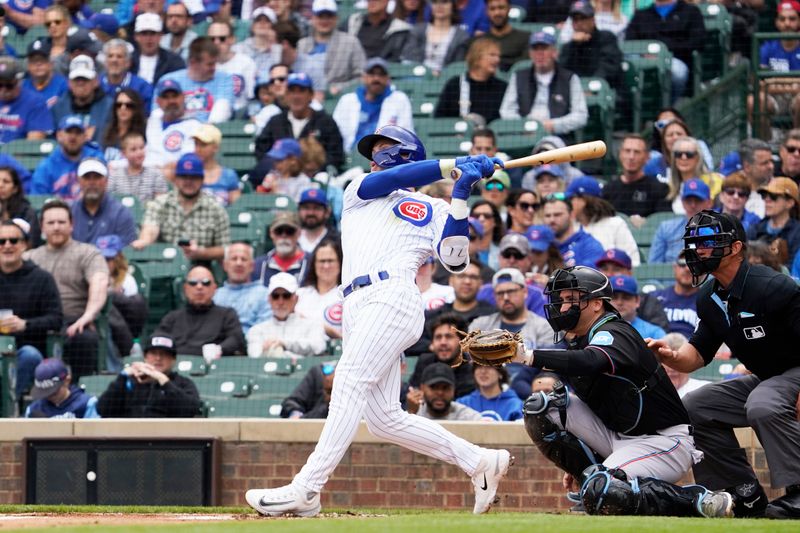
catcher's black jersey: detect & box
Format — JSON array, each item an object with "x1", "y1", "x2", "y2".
[{"x1": 535, "y1": 313, "x2": 689, "y2": 435}]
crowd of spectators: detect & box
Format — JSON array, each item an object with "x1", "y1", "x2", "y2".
[{"x1": 0, "y1": 0, "x2": 796, "y2": 421}]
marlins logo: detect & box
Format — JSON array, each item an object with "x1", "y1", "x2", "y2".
[{"x1": 393, "y1": 198, "x2": 432, "y2": 227}]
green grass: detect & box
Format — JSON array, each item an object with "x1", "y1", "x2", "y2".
[{"x1": 0, "y1": 508, "x2": 796, "y2": 533}]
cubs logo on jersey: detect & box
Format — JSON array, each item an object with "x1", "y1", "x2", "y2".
[
  {"x1": 324, "y1": 302, "x2": 343, "y2": 327},
  {"x1": 393, "y1": 198, "x2": 432, "y2": 227},
  {"x1": 164, "y1": 130, "x2": 185, "y2": 152}
]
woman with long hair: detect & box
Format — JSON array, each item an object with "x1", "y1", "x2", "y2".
[
  {"x1": 401, "y1": 0, "x2": 470, "y2": 75},
  {"x1": 0, "y1": 166, "x2": 40, "y2": 246},
  {"x1": 394, "y1": 0, "x2": 430, "y2": 24},
  {"x1": 469, "y1": 199, "x2": 505, "y2": 270},
  {"x1": 296, "y1": 239, "x2": 343, "y2": 339},
  {"x1": 504, "y1": 188, "x2": 540, "y2": 233},
  {"x1": 646, "y1": 111, "x2": 714, "y2": 177},
  {"x1": 191, "y1": 124, "x2": 241, "y2": 206},
  {"x1": 102, "y1": 89, "x2": 147, "y2": 161},
  {"x1": 44, "y1": 5, "x2": 70, "y2": 59},
  {"x1": 667, "y1": 136, "x2": 724, "y2": 214},
  {"x1": 568, "y1": 177, "x2": 641, "y2": 265}
]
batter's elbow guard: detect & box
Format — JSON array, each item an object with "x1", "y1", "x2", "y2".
[{"x1": 437, "y1": 235, "x2": 470, "y2": 273}]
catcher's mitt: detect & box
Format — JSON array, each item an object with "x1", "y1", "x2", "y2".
[{"x1": 456, "y1": 329, "x2": 523, "y2": 367}]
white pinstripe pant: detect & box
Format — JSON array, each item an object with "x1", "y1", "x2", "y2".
[{"x1": 294, "y1": 279, "x2": 486, "y2": 493}]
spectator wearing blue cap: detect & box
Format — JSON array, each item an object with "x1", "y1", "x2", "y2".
[
  {"x1": 333, "y1": 57, "x2": 414, "y2": 152},
  {"x1": 499, "y1": 29, "x2": 587, "y2": 138},
  {"x1": 144, "y1": 77, "x2": 201, "y2": 170},
  {"x1": 23, "y1": 39, "x2": 68, "y2": 110},
  {"x1": 159, "y1": 36, "x2": 235, "y2": 123},
  {"x1": 0, "y1": 56, "x2": 54, "y2": 144},
  {"x1": 522, "y1": 163, "x2": 565, "y2": 200},
  {"x1": 298, "y1": 0, "x2": 366, "y2": 97},
  {"x1": 567, "y1": 175, "x2": 640, "y2": 266},
  {"x1": 80, "y1": 12, "x2": 119, "y2": 42},
  {"x1": 256, "y1": 137, "x2": 313, "y2": 201},
  {"x1": 610, "y1": 275, "x2": 666, "y2": 340},
  {"x1": 96, "y1": 233, "x2": 147, "y2": 346},
  {"x1": 649, "y1": 178, "x2": 713, "y2": 264},
  {"x1": 255, "y1": 72, "x2": 344, "y2": 170},
  {"x1": 71, "y1": 158, "x2": 137, "y2": 247},
  {"x1": 603, "y1": 134, "x2": 670, "y2": 219},
  {"x1": 342, "y1": 0, "x2": 412, "y2": 62},
  {"x1": 130, "y1": 12, "x2": 186, "y2": 85},
  {"x1": 161, "y1": 2, "x2": 198, "y2": 61},
  {"x1": 250, "y1": 64, "x2": 289, "y2": 133},
  {"x1": 24, "y1": 359, "x2": 100, "y2": 418},
  {"x1": 96, "y1": 235, "x2": 135, "y2": 295},
  {"x1": 542, "y1": 193, "x2": 604, "y2": 268},
  {"x1": 52, "y1": 54, "x2": 114, "y2": 143},
  {"x1": 99, "y1": 39, "x2": 154, "y2": 113},
  {"x1": 297, "y1": 188, "x2": 339, "y2": 254},
  {"x1": 132, "y1": 153, "x2": 231, "y2": 261},
  {"x1": 524, "y1": 224, "x2": 563, "y2": 287},
  {"x1": 29, "y1": 115, "x2": 104, "y2": 200}
]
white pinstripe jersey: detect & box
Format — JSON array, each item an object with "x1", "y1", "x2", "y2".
[{"x1": 341, "y1": 173, "x2": 450, "y2": 284}]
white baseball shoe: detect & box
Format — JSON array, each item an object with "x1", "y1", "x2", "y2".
[
  {"x1": 245, "y1": 483, "x2": 321, "y2": 517},
  {"x1": 698, "y1": 490, "x2": 734, "y2": 518},
  {"x1": 471, "y1": 449, "x2": 513, "y2": 514}
]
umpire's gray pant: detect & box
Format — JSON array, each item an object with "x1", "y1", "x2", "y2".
[{"x1": 683, "y1": 366, "x2": 800, "y2": 489}]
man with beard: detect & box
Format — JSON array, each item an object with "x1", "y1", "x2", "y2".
[
  {"x1": 542, "y1": 194, "x2": 604, "y2": 268},
  {"x1": 470, "y1": 268, "x2": 553, "y2": 351},
  {"x1": 297, "y1": 188, "x2": 339, "y2": 254},
  {"x1": 332, "y1": 57, "x2": 413, "y2": 152},
  {"x1": 213, "y1": 242, "x2": 271, "y2": 335},
  {"x1": 407, "y1": 363, "x2": 483, "y2": 421},
  {"x1": 30, "y1": 115, "x2": 104, "y2": 200},
  {"x1": 476, "y1": 233, "x2": 546, "y2": 315},
  {"x1": 132, "y1": 153, "x2": 230, "y2": 262},
  {"x1": 160, "y1": 2, "x2": 197, "y2": 61},
  {"x1": 408, "y1": 314, "x2": 476, "y2": 399},
  {"x1": 144, "y1": 79, "x2": 201, "y2": 170},
  {"x1": 739, "y1": 139, "x2": 774, "y2": 219},
  {"x1": 485, "y1": 0, "x2": 530, "y2": 71},
  {"x1": 70, "y1": 158, "x2": 137, "y2": 246},
  {"x1": 52, "y1": 55, "x2": 113, "y2": 142},
  {"x1": 154, "y1": 266, "x2": 246, "y2": 356},
  {"x1": 253, "y1": 212, "x2": 310, "y2": 287}
]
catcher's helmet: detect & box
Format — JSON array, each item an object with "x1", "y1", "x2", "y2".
[
  {"x1": 357, "y1": 125, "x2": 426, "y2": 168},
  {"x1": 544, "y1": 266, "x2": 612, "y2": 336},
  {"x1": 683, "y1": 210, "x2": 745, "y2": 286}
]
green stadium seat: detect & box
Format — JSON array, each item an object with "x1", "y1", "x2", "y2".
[
  {"x1": 621, "y1": 40, "x2": 672, "y2": 126},
  {"x1": 690, "y1": 359, "x2": 738, "y2": 382},
  {"x1": 249, "y1": 374, "x2": 304, "y2": 398},
  {"x1": 175, "y1": 355, "x2": 208, "y2": 376},
  {"x1": 114, "y1": 194, "x2": 144, "y2": 224},
  {"x1": 26, "y1": 195, "x2": 56, "y2": 214},
  {"x1": 206, "y1": 396, "x2": 282, "y2": 418},
  {"x1": 508, "y1": 5, "x2": 526, "y2": 22},
  {"x1": 630, "y1": 212, "x2": 677, "y2": 248},
  {"x1": 692, "y1": 3, "x2": 732, "y2": 92},
  {"x1": 619, "y1": 59, "x2": 644, "y2": 131},
  {"x1": 577, "y1": 78, "x2": 616, "y2": 174},
  {"x1": 293, "y1": 356, "x2": 339, "y2": 375},
  {"x1": 128, "y1": 261, "x2": 186, "y2": 338},
  {"x1": 207, "y1": 356, "x2": 294, "y2": 377},
  {"x1": 79, "y1": 374, "x2": 116, "y2": 397},
  {"x1": 633, "y1": 263, "x2": 674, "y2": 286},
  {"x1": 193, "y1": 375, "x2": 252, "y2": 400},
  {"x1": 387, "y1": 62, "x2": 430, "y2": 80},
  {"x1": 0, "y1": 337, "x2": 16, "y2": 417},
  {"x1": 488, "y1": 118, "x2": 545, "y2": 159},
  {"x1": 124, "y1": 243, "x2": 188, "y2": 265},
  {"x1": 230, "y1": 193, "x2": 296, "y2": 213}
]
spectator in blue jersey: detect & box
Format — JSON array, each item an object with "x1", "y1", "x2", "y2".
[
  {"x1": 0, "y1": 8, "x2": 17, "y2": 56},
  {"x1": 52, "y1": 55, "x2": 113, "y2": 142},
  {"x1": 4, "y1": 1, "x2": 49, "y2": 35},
  {"x1": 131, "y1": 13, "x2": 186, "y2": 85},
  {"x1": 649, "y1": 178, "x2": 713, "y2": 264},
  {"x1": 756, "y1": 1, "x2": 800, "y2": 131},
  {"x1": 23, "y1": 39, "x2": 68, "y2": 109},
  {"x1": 542, "y1": 193, "x2": 604, "y2": 268},
  {"x1": 160, "y1": 36, "x2": 235, "y2": 123},
  {"x1": 609, "y1": 275, "x2": 667, "y2": 340},
  {"x1": 99, "y1": 39, "x2": 154, "y2": 113},
  {"x1": 476, "y1": 233, "x2": 546, "y2": 316},
  {"x1": 30, "y1": 115, "x2": 104, "y2": 200},
  {"x1": 716, "y1": 172, "x2": 762, "y2": 232},
  {"x1": 24, "y1": 359, "x2": 100, "y2": 419},
  {"x1": 79, "y1": 12, "x2": 119, "y2": 43},
  {"x1": 71, "y1": 158, "x2": 138, "y2": 247},
  {"x1": 191, "y1": 123, "x2": 241, "y2": 206},
  {"x1": 0, "y1": 57, "x2": 53, "y2": 143},
  {"x1": 456, "y1": 364, "x2": 523, "y2": 421},
  {"x1": 144, "y1": 78, "x2": 201, "y2": 171},
  {"x1": 53, "y1": 28, "x2": 103, "y2": 78},
  {"x1": 652, "y1": 251, "x2": 699, "y2": 338},
  {"x1": 62, "y1": 0, "x2": 94, "y2": 25}
]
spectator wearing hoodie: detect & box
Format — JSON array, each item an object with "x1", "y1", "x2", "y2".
[
  {"x1": 24, "y1": 359, "x2": 100, "y2": 419},
  {"x1": 456, "y1": 365, "x2": 523, "y2": 421}
]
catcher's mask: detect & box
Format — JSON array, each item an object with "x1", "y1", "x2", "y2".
[
  {"x1": 683, "y1": 210, "x2": 744, "y2": 287},
  {"x1": 544, "y1": 267, "x2": 612, "y2": 341}
]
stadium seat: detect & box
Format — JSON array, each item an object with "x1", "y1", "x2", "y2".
[
  {"x1": 387, "y1": 62, "x2": 430, "y2": 80},
  {"x1": 690, "y1": 358, "x2": 739, "y2": 382},
  {"x1": 619, "y1": 59, "x2": 644, "y2": 132},
  {"x1": 113, "y1": 194, "x2": 144, "y2": 225},
  {"x1": 0, "y1": 337, "x2": 16, "y2": 417},
  {"x1": 26, "y1": 195, "x2": 56, "y2": 214},
  {"x1": 193, "y1": 375, "x2": 252, "y2": 400},
  {"x1": 207, "y1": 356, "x2": 294, "y2": 377},
  {"x1": 692, "y1": 3, "x2": 733, "y2": 92},
  {"x1": 79, "y1": 374, "x2": 116, "y2": 398},
  {"x1": 206, "y1": 396, "x2": 282, "y2": 418},
  {"x1": 621, "y1": 41, "x2": 672, "y2": 126},
  {"x1": 577, "y1": 78, "x2": 616, "y2": 174},
  {"x1": 488, "y1": 118, "x2": 545, "y2": 159},
  {"x1": 175, "y1": 355, "x2": 208, "y2": 376},
  {"x1": 293, "y1": 356, "x2": 339, "y2": 375},
  {"x1": 630, "y1": 212, "x2": 677, "y2": 248},
  {"x1": 231, "y1": 193, "x2": 296, "y2": 214},
  {"x1": 248, "y1": 374, "x2": 304, "y2": 398},
  {"x1": 633, "y1": 262, "x2": 674, "y2": 285}
]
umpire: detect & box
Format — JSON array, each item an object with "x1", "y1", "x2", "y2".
[
  {"x1": 516, "y1": 266, "x2": 733, "y2": 517},
  {"x1": 648, "y1": 210, "x2": 800, "y2": 519}
]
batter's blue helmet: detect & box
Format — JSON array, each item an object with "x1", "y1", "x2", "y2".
[{"x1": 357, "y1": 125, "x2": 426, "y2": 168}]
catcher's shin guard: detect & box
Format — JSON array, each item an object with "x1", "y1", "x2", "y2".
[
  {"x1": 523, "y1": 386, "x2": 600, "y2": 479},
  {"x1": 579, "y1": 465, "x2": 714, "y2": 517}
]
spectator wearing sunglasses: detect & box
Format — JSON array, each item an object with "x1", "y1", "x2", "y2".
[
  {"x1": 667, "y1": 136, "x2": 724, "y2": 215},
  {"x1": 777, "y1": 128, "x2": 800, "y2": 183},
  {"x1": 652, "y1": 251, "x2": 699, "y2": 339},
  {"x1": 505, "y1": 188, "x2": 541, "y2": 234},
  {"x1": 522, "y1": 164, "x2": 566, "y2": 203},
  {"x1": 247, "y1": 272, "x2": 326, "y2": 358},
  {"x1": 479, "y1": 171, "x2": 510, "y2": 216},
  {"x1": 746, "y1": 177, "x2": 800, "y2": 267},
  {"x1": 469, "y1": 199, "x2": 504, "y2": 271},
  {"x1": 253, "y1": 212, "x2": 310, "y2": 288},
  {"x1": 132, "y1": 153, "x2": 231, "y2": 262},
  {"x1": 716, "y1": 172, "x2": 762, "y2": 232},
  {"x1": 154, "y1": 265, "x2": 246, "y2": 357},
  {"x1": 0, "y1": 57, "x2": 53, "y2": 143},
  {"x1": 281, "y1": 361, "x2": 337, "y2": 419}
]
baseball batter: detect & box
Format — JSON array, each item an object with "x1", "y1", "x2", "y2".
[
  {"x1": 245, "y1": 126, "x2": 512, "y2": 517},
  {"x1": 515, "y1": 266, "x2": 734, "y2": 517}
]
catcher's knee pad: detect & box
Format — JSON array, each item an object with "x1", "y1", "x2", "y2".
[{"x1": 580, "y1": 465, "x2": 639, "y2": 516}]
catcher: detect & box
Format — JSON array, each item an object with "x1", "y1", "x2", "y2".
[{"x1": 462, "y1": 266, "x2": 734, "y2": 517}]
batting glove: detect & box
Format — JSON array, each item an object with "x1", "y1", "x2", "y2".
[
  {"x1": 455, "y1": 155, "x2": 505, "y2": 177},
  {"x1": 451, "y1": 162, "x2": 483, "y2": 200}
]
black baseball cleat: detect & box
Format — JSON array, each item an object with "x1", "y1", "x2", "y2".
[
  {"x1": 728, "y1": 481, "x2": 768, "y2": 517},
  {"x1": 765, "y1": 485, "x2": 800, "y2": 519}
]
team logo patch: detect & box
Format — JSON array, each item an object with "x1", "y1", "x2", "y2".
[
  {"x1": 232, "y1": 74, "x2": 244, "y2": 97},
  {"x1": 393, "y1": 198, "x2": 432, "y2": 227},
  {"x1": 743, "y1": 326, "x2": 765, "y2": 340},
  {"x1": 164, "y1": 130, "x2": 185, "y2": 152},
  {"x1": 590, "y1": 331, "x2": 614, "y2": 346},
  {"x1": 426, "y1": 297, "x2": 445, "y2": 311},
  {"x1": 324, "y1": 303, "x2": 342, "y2": 326},
  {"x1": 16, "y1": 0, "x2": 34, "y2": 9}
]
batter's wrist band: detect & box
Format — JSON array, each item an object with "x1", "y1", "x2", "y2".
[{"x1": 439, "y1": 159, "x2": 456, "y2": 179}]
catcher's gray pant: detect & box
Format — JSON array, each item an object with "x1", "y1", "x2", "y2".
[
  {"x1": 545, "y1": 394, "x2": 699, "y2": 483},
  {"x1": 683, "y1": 367, "x2": 800, "y2": 489},
  {"x1": 293, "y1": 279, "x2": 486, "y2": 493}
]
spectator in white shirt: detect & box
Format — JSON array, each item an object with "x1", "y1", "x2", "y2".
[{"x1": 247, "y1": 272, "x2": 327, "y2": 358}]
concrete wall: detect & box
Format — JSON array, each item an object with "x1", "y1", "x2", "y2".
[{"x1": 0, "y1": 420, "x2": 779, "y2": 510}]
